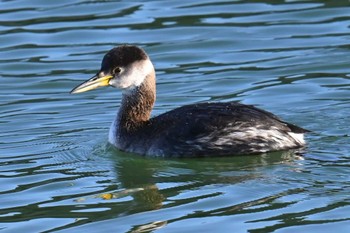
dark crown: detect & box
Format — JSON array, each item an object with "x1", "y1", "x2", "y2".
[{"x1": 101, "y1": 45, "x2": 148, "y2": 70}]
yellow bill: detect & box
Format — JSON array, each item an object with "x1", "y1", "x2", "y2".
[{"x1": 70, "y1": 74, "x2": 113, "y2": 94}]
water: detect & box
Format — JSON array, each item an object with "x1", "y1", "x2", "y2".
[{"x1": 1, "y1": 0, "x2": 350, "y2": 232}]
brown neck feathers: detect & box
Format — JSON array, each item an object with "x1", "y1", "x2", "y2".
[{"x1": 117, "y1": 74, "x2": 156, "y2": 132}]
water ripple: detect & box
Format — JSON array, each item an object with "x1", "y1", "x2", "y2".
[{"x1": 1, "y1": 0, "x2": 350, "y2": 232}]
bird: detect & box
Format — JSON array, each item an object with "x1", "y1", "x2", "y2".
[{"x1": 70, "y1": 45, "x2": 309, "y2": 158}]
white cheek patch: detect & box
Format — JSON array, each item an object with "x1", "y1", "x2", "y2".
[{"x1": 110, "y1": 59, "x2": 154, "y2": 90}]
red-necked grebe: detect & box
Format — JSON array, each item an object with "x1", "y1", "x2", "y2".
[{"x1": 71, "y1": 45, "x2": 309, "y2": 157}]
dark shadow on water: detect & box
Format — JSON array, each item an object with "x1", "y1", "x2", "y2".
[
  {"x1": 31, "y1": 142, "x2": 307, "y2": 232},
  {"x1": 83, "y1": 146, "x2": 305, "y2": 231}
]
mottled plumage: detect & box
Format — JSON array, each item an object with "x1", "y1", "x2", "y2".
[{"x1": 71, "y1": 45, "x2": 309, "y2": 158}]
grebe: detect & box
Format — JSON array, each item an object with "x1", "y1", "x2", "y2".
[{"x1": 71, "y1": 45, "x2": 309, "y2": 157}]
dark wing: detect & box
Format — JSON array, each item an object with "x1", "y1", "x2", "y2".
[
  {"x1": 145, "y1": 102, "x2": 308, "y2": 157},
  {"x1": 230, "y1": 103, "x2": 309, "y2": 134},
  {"x1": 151, "y1": 101, "x2": 308, "y2": 133}
]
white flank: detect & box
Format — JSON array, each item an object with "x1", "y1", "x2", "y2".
[
  {"x1": 287, "y1": 132, "x2": 305, "y2": 145},
  {"x1": 196, "y1": 126, "x2": 305, "y2": 152}
]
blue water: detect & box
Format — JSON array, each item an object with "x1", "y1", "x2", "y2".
[{"x1": 1, "y1": 0, "x2": 350, "y2": 232}]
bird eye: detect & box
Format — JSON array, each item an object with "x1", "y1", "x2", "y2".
[{"x1": 112, "y1": 67, "x2": 121, "y2": 75}]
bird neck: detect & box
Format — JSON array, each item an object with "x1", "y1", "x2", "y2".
[{"x1": 117, "y1": 73, "x2": 156, "y2": 132}]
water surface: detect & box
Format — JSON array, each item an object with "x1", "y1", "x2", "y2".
[{"x1": 1, "y1": 0, "x2": 350, "y2": 232}]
